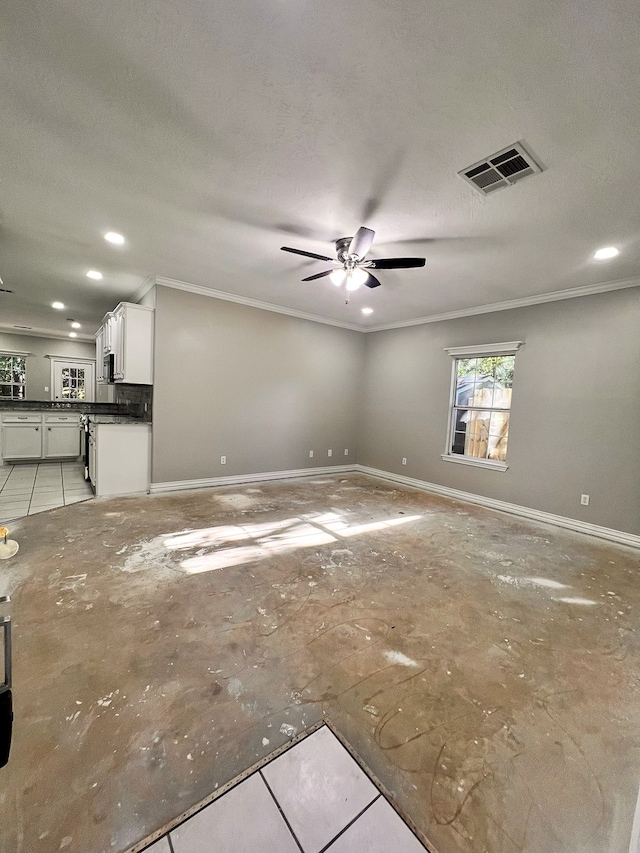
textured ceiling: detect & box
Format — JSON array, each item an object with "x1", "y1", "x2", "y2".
[{"x1": 1, "y1": 0, "x2": 639, "y2": 338}]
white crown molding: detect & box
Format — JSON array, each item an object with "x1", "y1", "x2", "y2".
[
  {"x1": 131, "y1": 274, "x2": 640, "y2": 335},
  {"x1": 0, "y1": 349, "x2": 31, "y2": 357},
  {"x1": 0, "y1": 325, "x2": 95, "y2": 343},
  {"x1": 137, "y1": 276, "x2": 363, "y2": 332},
  {"x1": 150, "y1": 464, "x2": 357, "y2": 494},
  {"x1": 354, "y1": 465, "x2": 640, "y2": 549},
  {"x1": 444, "y1": 340, "x2": 523, "y2": 357},
  {"x1": 130, "y1": 275, "x2": 156, "y2": 304},
  {"x1": 131, "y1": 275, "x2": 640, "y2": 335},
  {"x1": 367, "y1": 276, "x2": 640, "y2": 332}
]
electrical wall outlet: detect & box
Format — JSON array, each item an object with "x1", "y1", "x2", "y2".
[
  {"x1": 580, "y1": 494, "x2": 590, "y2": 506},
  {"x1": 344, "y1": 448, "x2": 349, "y2": 456},
  {"x1": 309, "y1": 450, "x2": 314, "y2": 458},
  {"x1": 328, "y1": 449, "x2": 332, "y2": 457},
  {"x1": 402, "y1": 457, "x2": 407, "y2": 466},
  {"x1": 220, "y1": 455, "x2": 227, "y2": 465}
]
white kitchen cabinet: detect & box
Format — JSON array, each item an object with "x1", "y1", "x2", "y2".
[
  {"x1": 44, "y1": 424, "x2": 81, "y2": 459},
  {"x1": 102, "y1": 312, "x2": 115, "y2": 354},
  {"x1": 89, "y1": 422, "x2": 150, "y2": 496},
  {"x1": 1, "y1": 423, "x2": 42, "y2": 460},
  {"x1": 1, "y1": 412, "x2": 81, "y2": 462},
  {"x1": 96, "y1": 327, "x2": 105, "y2": 384},
  {"x1": 111, "y1": 303, "x2": 154, "y2": 384}
]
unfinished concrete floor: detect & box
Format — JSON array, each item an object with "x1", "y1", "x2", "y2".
[{"x1": 1, "y1": 473, "x2": 639, "y2": 853}]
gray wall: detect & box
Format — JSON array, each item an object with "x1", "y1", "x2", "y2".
[
  {"x1": 0, "y1": 331, "x2": 96, "y2": 400},
  {"x1": 359, "y1": 288, "x2": 640, "y2": 535},
  {"x1": 151, "y1": 286, "x2": 365, "y2": 483}
]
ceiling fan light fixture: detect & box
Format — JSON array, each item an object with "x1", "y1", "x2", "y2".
[
  {"x1": 346, "y1": 268, "x2": 369, "y2": 291},
  {"x1": 330, "y1": 269, "x2": 347, "y2": 287}
]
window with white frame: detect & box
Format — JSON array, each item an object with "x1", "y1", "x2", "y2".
[
  {"x1": 0, "y1": 354, "x2": 26, "y2": 400},
  {"x1": 443, "y1": 342, "x2": 523, "y2": 470}
]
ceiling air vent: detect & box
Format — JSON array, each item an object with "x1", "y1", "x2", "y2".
[
  {"x1": 459, "y1": 142, "x2": 542, "y2": 195},
  {"x1": 0, "y1": 288, "x2": 13, "y2": 294},
  {"x1": 13, "y1": 324, "x2": 31, "y2": 329}
]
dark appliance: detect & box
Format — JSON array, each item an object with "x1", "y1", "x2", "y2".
[
  {"x1": 0, "y1": 596, "x2": 12, "y2": 768},
  {"x1": 103, "y1": 353, "x2": 115, "y2": 384}
]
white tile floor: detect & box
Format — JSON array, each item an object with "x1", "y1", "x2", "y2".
[
  {"x1": 142, "y1": 726, "x2": 428, "y2": 853},
  {"x1": 0, "y1": 461, "x2": 93, "y2": 521}
]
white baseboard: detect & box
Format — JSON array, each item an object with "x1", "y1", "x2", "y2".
[
  {"x1": 150, "y1": 462, "x2": 639, "y2": 549},
  {"x1": 355, "y1": 465, "x2": 640, "y2": 550},
  {"x1": 150, "y1": 464, "x2": 357, "y2": 494}
]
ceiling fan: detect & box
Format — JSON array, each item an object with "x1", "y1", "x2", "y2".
[{"x1": 281, "y1": 227, "x2": 426, "y2": 302}]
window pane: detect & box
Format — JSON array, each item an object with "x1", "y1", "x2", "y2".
[
  {"x1": 451, "y1": 431, "x2": 466, "y2": 455},
  {"x1": 13, "y1": 385, "x2": 25, "y2": 399},
  {"x1": 466, "y1": 410, "x2": 490, "y2": 458},
  {"x1": 488, "y1": 413, "x2": 509, "y2": 460},
  {"x1": 455, "y1": 359, "x2": 478, "y2": 405}
]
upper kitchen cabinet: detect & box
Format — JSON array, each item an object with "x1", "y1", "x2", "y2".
[
  {"x1": 96, "y1": 303, "x2": 154, "y2": 385},
  {"x1": 95, "y1": 325, "x2": 105, "y2": 383}
]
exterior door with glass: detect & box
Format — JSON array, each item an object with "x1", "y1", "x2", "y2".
[{"x1": 52, "y1": 361, "x2": 95, "y2": 402}]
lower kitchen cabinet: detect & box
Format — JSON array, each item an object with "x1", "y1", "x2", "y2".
[
  {"x1": 44, "y1": 424, "x2": 81, "y2": 459},
  {"x1": 1, "y1": 412, "x2": 81, "y2": 462},
  {"x1": 89, "y1": 423, "x2": 150, "y2": 497},
  {"x1": 1, "y1": 423, "x2": 43, "y2": 461}
]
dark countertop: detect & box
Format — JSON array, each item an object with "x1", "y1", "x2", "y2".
[
  {"x1": 0, "y1": 400, "x2": 127, "y2": 413},
  {"x1": 88, "y1": 417, "x2": 152, "y2": 425}
]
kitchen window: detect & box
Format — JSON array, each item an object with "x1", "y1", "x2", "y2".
[
  {"x1": 442, "y1": 342, "x2": 523, "y2": 471},
  {"x1": 0, "y1": 354, "x2": 26, "y2": 400}
]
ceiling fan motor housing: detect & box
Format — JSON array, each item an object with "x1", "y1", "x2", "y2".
[{"x1": 335, "y1": 237, "x2": 353, "y2": 261}]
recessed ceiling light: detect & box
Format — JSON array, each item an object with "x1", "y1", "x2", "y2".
[
  {"x1": 361, "y1": 307, "x2": 374, "y2": 315},
  {"x1": 52, "y1": 301, "x2": 64, "y2": 310},
  {"x1": 69, "y1": 332, "x2": 77, "y2": 338},
  {"x1": 104, "y1": 231, "x2": 125, "y2": 246},
  {"x1": 86, "y1": 270, "x2": 103, "y2": 280},
  {"x1": 593, "y1": 246, "x2": 619, "y2": 260},
  {"x1": 71, "y1": 321, "x2": 81, "y2": 329}
]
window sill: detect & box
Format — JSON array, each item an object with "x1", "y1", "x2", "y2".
[{"x1": 441, "y1": 454, "x2": 508, "y2": 472}]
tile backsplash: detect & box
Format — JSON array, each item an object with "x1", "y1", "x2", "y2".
[{"x1": 114, "y1": 384, "x2": 153, "y2": 421}]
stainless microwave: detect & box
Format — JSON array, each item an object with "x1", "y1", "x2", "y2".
[{"x1": 103, "y1": 353, "x2": 115, "y2": 384}]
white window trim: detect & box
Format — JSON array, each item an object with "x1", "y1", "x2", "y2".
[
  {"x1": 442, "y1": 341, "x2": 523, "y2": 472},
  {"x1": 441, "y1": 453, "x2": 508, "y2": 472},
  {"x1": 444, "y1": 341, "x2": 524, "y2": 357}
]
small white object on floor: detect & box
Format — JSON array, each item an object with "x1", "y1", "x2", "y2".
[{"x1": 0, "y1": 527, "x2": 19, "y2": 560}]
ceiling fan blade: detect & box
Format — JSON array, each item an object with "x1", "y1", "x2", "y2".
[
  {"x1": 281, "y1": 246, "x2": 334, "y2": 262},
  {"x1": 364, "y1": 272, "x2": 382, "y2": 288},
  {"x1": 368, "y1": 257, "x2": 426, "y2": 269},
  {"x1": 302, "y1": 269, "x2": 334, "y2": 282},
  {"x1": 348, "y1": 227, "x2": 375, "y2": 259}
]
